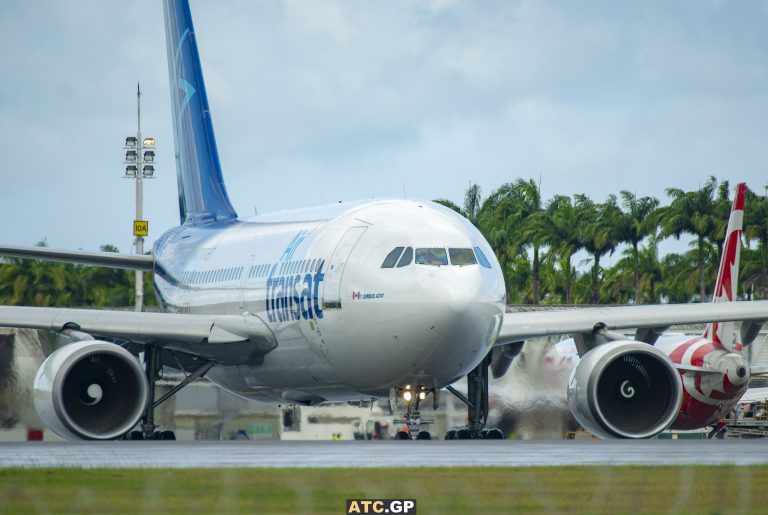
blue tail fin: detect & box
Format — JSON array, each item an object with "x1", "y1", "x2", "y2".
[{"x1": 163, "y1": 0, "x2": 237, "y2": 224}]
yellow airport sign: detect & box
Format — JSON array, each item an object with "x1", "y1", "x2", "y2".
[{"x1": 133, "y1": 220, "x2": 149, "y2": 237}]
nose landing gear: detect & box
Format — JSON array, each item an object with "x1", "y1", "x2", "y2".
[{"x1": 392, "y1": 385, "x2": 437, "y2": 440}]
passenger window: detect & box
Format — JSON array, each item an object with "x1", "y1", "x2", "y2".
[
  {"x1": 415, "y1": 248, "x2": 448, "y2": 266},
  {"x1": 396, "y1": 247, "x2": 413, "y2": 268},
  {"x1": 474, "y1": 247, "x2": 492, "y2": 268},
  {"x1": 449, "y1": 248, "x2": 477, "y2": 266},
  {"x1": 381, "y1": 247, "x2": 404, "y2": 268}
]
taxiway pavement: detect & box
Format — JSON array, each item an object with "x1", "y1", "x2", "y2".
[{"x1": 0, "y1": 439, "x2": 766, "y2": 468}]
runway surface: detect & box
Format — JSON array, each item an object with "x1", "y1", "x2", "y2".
[{"x1": 0, "y1": 439, "x2": 766, "y2": 468}]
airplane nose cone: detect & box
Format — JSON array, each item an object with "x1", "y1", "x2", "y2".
[
  {"x1": 325, "y1": 266, "x2": 504, "y2": 392},
  {"x1": 419, "y1": 265, "x2": 486, "y2": 308}
]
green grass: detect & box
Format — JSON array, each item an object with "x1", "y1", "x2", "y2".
[{"x1": 1, "y1": 466, "x2": 766, "y2": 514}]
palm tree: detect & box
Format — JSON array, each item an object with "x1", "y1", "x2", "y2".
[
  {"x1": 530, "y1": 195, "x2": 581, "y2": 303},
  {"x1": 657, "y1": 176, "x2": 720, "y2": 301},
  {"x1": 477, "y1": 183, "x2": 524, "y2": 300},
  {"x1": 575, "y1": 194, "x2": 623, "y2": 304},
  {"x1": 432, "y1": 199, "x2": 464, "y2": 216},
  {"x1": 742, "y1": 186, "x2": 768, "y2": 299},
  {"x1": 616, "y1": 191, "x2": 659, "y2": 304},
  {"x1": 635, "y1": 237, "x2": 664, "y2": 303},
  {"x1": 513, "y1": 179, "x2": 545, "y2": 304},
  {"x1": 463, "y1": 183, "x2": 482, "y2": 226}
]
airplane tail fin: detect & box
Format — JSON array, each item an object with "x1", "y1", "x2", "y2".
[
  {"x1": 163, "y1": 0, "x2": 237, "y2": 225},
  {"x1": 703, "y1": 182, "x2": 746, "y2": 351}
]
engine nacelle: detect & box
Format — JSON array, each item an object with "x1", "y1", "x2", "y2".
[
  {"x1": 33, "y1": 341, "x2": 148, "y2": 440},
  {"x1": 567, "y1": 341, "x2": 682, "y2": 439}
]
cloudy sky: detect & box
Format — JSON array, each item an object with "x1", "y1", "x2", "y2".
[{"x1": 1, "y1": 0, "x2": 767, "y2": 254}]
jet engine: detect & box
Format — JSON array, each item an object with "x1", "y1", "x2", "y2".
[
  {"x1": 567, "y1": 341, "x2": 682, "y2": 439},
  {"x1": 33, "y1": 341, "x2": 148, "y2": 440}
]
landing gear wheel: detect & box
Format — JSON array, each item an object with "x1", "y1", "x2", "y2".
[
  {"x1": 455, "y1": 428, "x2": 472, "y2": 439},
  {"x1": 396, "y1": 431, "x2": 411, "y2": 440},
  {"x1": 416, "y1": 431, "x2": 431, "y2": 440},
  {"x1": 483, "y1": 428, "x2": 504, "y2": 439},
  {"x1": 125, "y1": 430, "x2": 144, "y2": 441},
  {"x1": 444, "y1": 430, "x2": 456, "y2": 440},
  {"x1": 394, "y1": 387, "x2": 436, "y2": 438},
  {"x1": 159, "y1": 430, "x2": 176, "y2": 440}
]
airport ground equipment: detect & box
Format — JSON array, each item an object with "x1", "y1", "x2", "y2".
[{"x1": 724, "y1": 399, "x2": 768, "y2": 438}]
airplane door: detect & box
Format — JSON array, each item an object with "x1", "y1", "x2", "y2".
[{"x1": 323, "y1": 226, "x2": 367, "y2": 309}]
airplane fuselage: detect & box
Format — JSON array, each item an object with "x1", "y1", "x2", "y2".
[
  {"x1": 152, "y1": 199, "x2": 507, "y2": 405},
  {"x1": 657, "y1": 336, "x2": 749, "y2": 429}
]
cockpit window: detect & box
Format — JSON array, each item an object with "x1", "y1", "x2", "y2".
[
  {"x1": 449, "y1": 248, "x2": 477, "y2": 266},
  {"x1": 415, "y1": 248, "x2": 448, "y2": 266},
  {"x1": 381, "y1": 247, "x2": 404, "y2": 268},
  {"x1": 396, "y1": 247, "x2": 413, "y2": 267},
  {"x1": 474, "y1": 246, "x2": 492, "y2": 268}
]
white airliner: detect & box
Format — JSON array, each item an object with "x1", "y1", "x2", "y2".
[{"x1": 1, "y1": 0, "x2": 767, "y2": 441}]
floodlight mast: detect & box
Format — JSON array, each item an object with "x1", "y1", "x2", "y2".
[{"x1": 123, "y1": 82, "x2": 156, "y2": 312}]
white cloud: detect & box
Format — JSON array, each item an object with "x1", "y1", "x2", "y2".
[{"x1": 0, "y1": 0, "x2": 767, "y2": 250}]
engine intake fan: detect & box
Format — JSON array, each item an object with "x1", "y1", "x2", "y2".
[
  {"x1": 34, "y1": 341, "x2": 148, "y2": 440},
  {"x1": 567, "y1": 341, "x2": 682, "y2": 439}
]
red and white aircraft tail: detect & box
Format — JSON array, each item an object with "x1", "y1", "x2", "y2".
[
  {"x1": 668, "y1": 182, "x2": 751, "y2": 429},
  {"x1": 703, "y1": 182, "x2": 746, "y2": 352}
]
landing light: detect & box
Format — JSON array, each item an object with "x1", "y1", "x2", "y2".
[
  {"x1": 418, "y1": 391, "x2": 426, "y2": 401},
  {"x1": 403, "y1": 391, "x2": 412, "y2": 402}
]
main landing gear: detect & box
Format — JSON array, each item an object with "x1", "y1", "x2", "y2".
[
  {"x1": 392, "y1": 385, "x2": 437, "y2": 440},
  {"x1": 125, "y1": 345, "x2": 213, "y2": 441},
  {"x1": 445, "y1": 353, "x2": 504, "y2": 440}
]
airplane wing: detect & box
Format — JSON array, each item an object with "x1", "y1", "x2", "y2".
[
  {"x1": 0, "y1": 305, "x2": 276, "y2": 365},
  {"x1": 497, "y1": 300, "x2": 768, "y2": 345},
  {"x1": 0, "y1": 244, "x2": 153, "y2": 271}
]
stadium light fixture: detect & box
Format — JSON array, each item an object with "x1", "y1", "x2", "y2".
[{"x1": 123, "y1": 83, "x2": 157, "y2": 313}]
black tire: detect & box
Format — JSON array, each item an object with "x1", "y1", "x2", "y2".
[
  {"x1": 159, "y1": 430, "x2": 176, "y2": 441},
  {"x1": 483, "y1": 428, "x2": 504, "y2": 439},
  {"x1": 444, "y1": 430, "x2": 456, "y2": 440},
  {"x1": 395, "y1": 431, "x2": 411, "y2": 440},
  {"x1": 455, "y1": 428, "x2": 472, "y2": 439},
  {"x1": 125, "y1": 430, "x2": 144, "y2": 441},
  {"x1": 416, "y1": 431, "x2": 431, "y2": 440}
]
